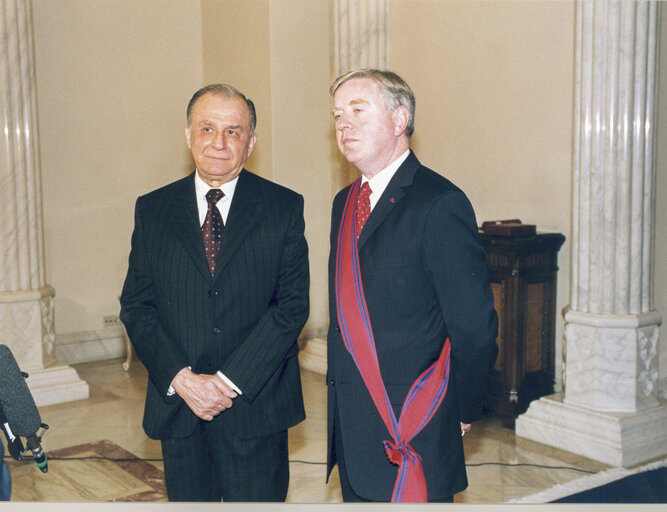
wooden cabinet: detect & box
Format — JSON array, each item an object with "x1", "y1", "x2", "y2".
[{"x1": 479, "y1": 232, "x2": 565, "y2": 427}]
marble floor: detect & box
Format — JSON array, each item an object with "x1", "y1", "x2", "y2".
[{"x1": 5, "y1": 357, "x2": 612, "y2": 503}]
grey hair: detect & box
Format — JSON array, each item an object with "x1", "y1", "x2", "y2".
[
  {"x1": 330, "y1": 69, "x2": 415, "y2": 140},
  {"x1": 186, "y1": 84, "x2": 257, "y2": 136}
]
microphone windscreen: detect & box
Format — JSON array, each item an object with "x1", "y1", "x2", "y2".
[{"x1": 0, "y1": 344, "x2": 42, "y2": 436}]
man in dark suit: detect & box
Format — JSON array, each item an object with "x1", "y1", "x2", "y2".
[
  {"x1": 120, "y1": 84, "x2": 309, "y2": 502},
  {"x1": 326, "y1": 69, "x2": 498, "y2": 502}
]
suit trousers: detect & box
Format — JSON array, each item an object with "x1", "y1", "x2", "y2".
[{"x1": 161, "y1": 419, "x2": 289, "y2": 502}]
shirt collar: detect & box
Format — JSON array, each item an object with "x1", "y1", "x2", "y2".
[
  {"x1": 361, "y1": 149, "x2": 410, "y2": 208},
  {"x1": 194, "y1": 171, "x2": 239, "y2": 204}
]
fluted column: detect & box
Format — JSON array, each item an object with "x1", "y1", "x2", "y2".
[
  {"x1": 333, "y1": 0, "x2": 389, "y2": 78},
  {"x1": 1, "y1": 0, "x2": 88, "y2": 406},
  {"x1": 566, "y1": 0, "x2": 661, "y2": 413},
  {"x1": 516, "y1": 0, "x2": 665, "y2": 467}
]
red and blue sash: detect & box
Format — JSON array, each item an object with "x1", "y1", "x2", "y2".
[{"x1": 335, "y1": 179, "x2": 452, "y2": 502}]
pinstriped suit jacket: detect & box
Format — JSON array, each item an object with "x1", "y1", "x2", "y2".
[{"x1": 120, "y1": 169, "x2": 309, "y2": 440}]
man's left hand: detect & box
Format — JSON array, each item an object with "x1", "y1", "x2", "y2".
[{"x1": 172, "y1": 367, "x2": 237, "y2": 421}]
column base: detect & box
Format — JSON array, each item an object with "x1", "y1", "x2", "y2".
[
  {"x1": 25, "y1": 364, "x2": 90, "y2": 408},
  {"x1": 298, "y1": 337, "x2": 326, "y2": 375},
  {"x1": 515, "y1": 393, "x2": 667, "y2": 467},
  {"x1": 1, "y1": 286, "x2": 90, "y2": 407}
]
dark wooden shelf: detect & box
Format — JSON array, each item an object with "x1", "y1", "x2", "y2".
[{"x1": 479, "y1": 231, "x2": 566, "y2": 428}]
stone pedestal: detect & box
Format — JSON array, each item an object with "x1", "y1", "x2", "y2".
[
  {"x1": 0, "y1": 288, "x2": 89, "y2": 407},
  {"x1": 517, "y1": 311, "x2": 667, "y2": 468},
  {"x1": 516, "y1": 394, "x2": 667, "y2": 468},
  {"x1": 564, "y1": 310, "x2": 661, "y2": 413},
  {"x1": 0, "y1": 0, "x2": 88, "y2": 406},
  {"x1": 516, "y1": 0, "x2": 666, "y2": 467}
]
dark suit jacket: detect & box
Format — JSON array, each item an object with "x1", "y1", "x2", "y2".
[
  {"x1": 326, "y1": 152, "x2": 498, "y2": 500},
  {"x1": 120, "y1": 169, "x2": 309, "y2": 441}
]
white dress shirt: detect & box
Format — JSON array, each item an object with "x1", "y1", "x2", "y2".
[
  {"x1": 361, "y1": 149, "x2": 410, "y2": 212},
  {"x1": 167, "y1": 171, "x2": 243, "y2": 396},
  {"x1": 194, "y1": 171, "x2": 238, "y2": 225}
]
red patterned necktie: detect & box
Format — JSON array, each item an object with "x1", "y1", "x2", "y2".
[
  {"x1": 355, "y1": 181, "x2": 372, "y2": 241},
  {"x1": 202, "y1": 189, "x2": 225, "y2": 276}
]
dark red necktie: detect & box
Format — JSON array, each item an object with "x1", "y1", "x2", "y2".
[
  {"x1": 355, "y1": 181, "x2": 372, "y2": 241},
  {"x1": 202, "y1": 189, "x2": 224, "y2": 276}
]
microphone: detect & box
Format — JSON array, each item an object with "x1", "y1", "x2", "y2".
[{"x1": 0, "y1": 344, "x2": 49, "y2": 473}]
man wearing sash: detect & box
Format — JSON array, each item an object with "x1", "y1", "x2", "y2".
[{"x1": 326, "y1": 69, "x2": 498, "y2": 502}]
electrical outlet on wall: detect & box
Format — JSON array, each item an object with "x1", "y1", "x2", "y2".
[{"x1": 103, "y1": 315, "x2": 121, "y2": 327}]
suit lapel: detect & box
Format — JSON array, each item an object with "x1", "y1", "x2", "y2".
[
  {"x1": 357, "y1": 151, "x2": 419, "y2": 248},
  {"x1": 168, "y1": 173, "x2": 213, "y2": 281},
  {"x1": 214, "y1": 169, "x2": 263, "y2": 279}
]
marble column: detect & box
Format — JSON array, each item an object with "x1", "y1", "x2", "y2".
[
  {"x1": 300, "y1": 0, "x2": 390, "y2": 375},
  {"x1": 516, "y1": 0, "x2": 666, "y2": 467},
  {"x1": 332, "y1": 0, "x2": 389, "y2": 78},
  {"x1": 0, "y1": 0, "x2": 88, "y2": 406}
]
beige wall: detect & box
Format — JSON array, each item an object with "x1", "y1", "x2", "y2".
[
  {"x1": 201, "y1": 0, "x2": 273, "y2": 180},
  {"x1": 267, "y1": 1, "x2": 333, "y2": 335},
  {"x1": 201, "y1": 0, "x2": 333, "y2": 337},
  {"x1": 390, "y1": 0, "x2": 575, "y2": 385},
  {"x1": 32, "y1": 0, "x2": 204, "y2": 334},
  {"x1": 29, "y1": 0, "x2": 665, "y2": 384}
]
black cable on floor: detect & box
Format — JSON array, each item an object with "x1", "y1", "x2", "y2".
[
  {"x1": 465, "y1": 462, "x2": 595, "y2": 474},
  {"x1": 4, "y1": 454, "x2": 596, "y2": 474}
]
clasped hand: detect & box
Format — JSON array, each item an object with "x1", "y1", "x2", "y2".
[{"x1": 172, "y1": 367, "x2": 238, "y2": 421}]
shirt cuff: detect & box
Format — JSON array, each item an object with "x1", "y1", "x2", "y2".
[
  {"x1": 217, "y1": 371, "x2": 242, "y2": 395},
  {"x1": 166, "y1": 368, "x2": 242, "y2": 396}
]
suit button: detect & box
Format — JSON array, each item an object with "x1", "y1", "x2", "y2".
[
  {"x1": 212, "y1": 326, "x2": 221, "y2": 334},
  {"x1": 328, "y1": 379, "x2": 335, "y2": 387}
]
